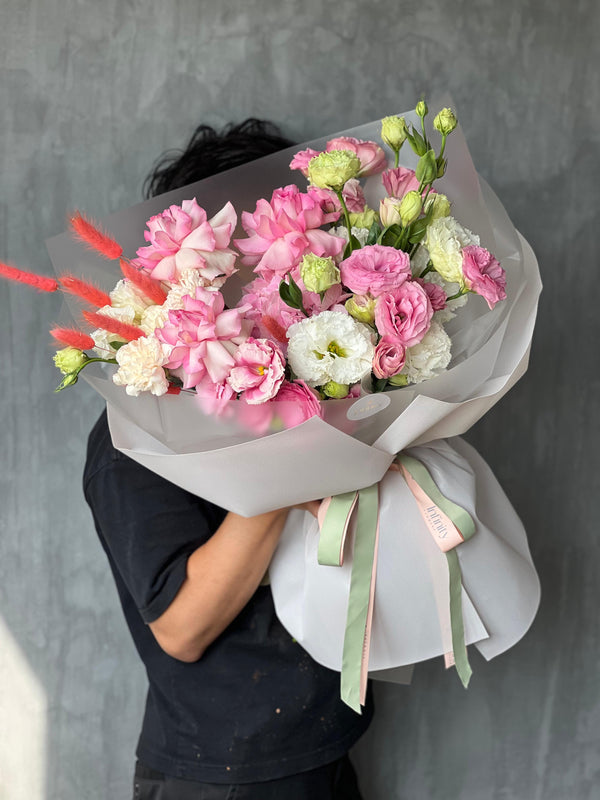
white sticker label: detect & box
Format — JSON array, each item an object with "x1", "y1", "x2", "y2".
[{"x1": 346, "y1": 393, "x2": 391, "y2": 420}]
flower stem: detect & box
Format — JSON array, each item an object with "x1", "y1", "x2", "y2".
[
  {"x1": 419, "y1": 262, "x2": 434, "y2": 278},
  {"x1": 335, "y1": 189, "x2": 353, "y2": 244},
  {"x1": 394, "y1": 150, "x2": 399, "y2": 169}
]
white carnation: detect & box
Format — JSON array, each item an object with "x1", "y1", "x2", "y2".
[
  {"x1": 140, "y1": 304, "x2": 170, "y2": 335},
  {"x1": 92, "y1": 305, "x2": 136, "y2": 357},
  {"x1": 424, "y1": 216, "x2": 479, "y2": 287},
  {"x1": 402, "y1": 322, "x2": 452, "y2": 384},
  {"x1": 112, "y1": 336, "x2": 171, "y2": 397},
  {"x1": 286, "y1": 310, "x2": 375, "y2": 387},
  {"x1": 109, "y1": 279, "x2": 152, "y2": 323},
  {"x1": 164, "y1": 268, "x2": 214, "y2": 309},
  {"x1": 331, "y1": 225, "x2": 371, "y2": 248}
]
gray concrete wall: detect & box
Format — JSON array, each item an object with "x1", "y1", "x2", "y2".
[{"x1": 0, "y1": 1, "x2": 598, "y2": 798}]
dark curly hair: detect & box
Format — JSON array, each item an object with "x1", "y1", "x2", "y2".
[{"x1": 144, "y1": 118, "x2": 295, "y2": 198}]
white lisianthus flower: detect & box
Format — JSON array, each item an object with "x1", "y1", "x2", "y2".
[
  {"x1": 424, "y1": 216, "x2": 479, "y2": 287},
  {"x1": 112, "y1": 336, "x2": 171, "y2": 397},
  {"x1": 287, "y1": 310, "x2": 375, "y2": 387},
  {"x1": 331, "y1": 225, "x2": 371, "y2": 248},
  {"x1": 140, "y1": 304, "x2": 170, "y2": 335},
  {"x1": 401, "y1": 321, "x2": 452, "y2": 384},
  {"x1": 92, "y1": 305, "x2": 136, "y2": 356},
  {"x1": 109, "y1": 279, "x2": 152, "y2": 323}
]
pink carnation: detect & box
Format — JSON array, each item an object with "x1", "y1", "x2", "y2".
[
  {"x1": 157, "y1": 288, "x2": 250, "y2": 388},
  {"x1": 289, "y1": 148, "x2": 322, "y2": 176},
  {"x1": 326, "y1": 137, "x2": 387, "y2": 177},
  {"x1": 234, "y1": 185, "x2": 343, "y2": 278},
  {"x1": 227, "y1": 338, "x2": 286, "y2": 404},
  {"x1": 382, "y1": 167, "x2": 421, "y2": 198},
  {"x1": 135, "y1": 199, "x2": 238, "y2": 285},
  {"x1": 372, "y1": 338, "x2": 406, "y2": 379},
  {"x1": 272, "y1": 380, "x2": 323, "y2": 428},
  {"x1": 415, "y1": 278, "x2": 447, "y2": 311},
  {"x1": 375, "y1": 281, "x2": 433, "y2": 347},
  {"x1": 340, "y1": 244, "x2": 411, "y2": 297},
  {"x1": 462, "y1": 245, "x2": 507, "y2": 309}
]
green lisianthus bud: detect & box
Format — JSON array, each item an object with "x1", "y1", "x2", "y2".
[
  {"x1": 425, "y1": 193, "x2": 451, "y2": 220},
  {"x1": 349, "y1": 207, "x2": 378, "y2": 229},
  {"x1": 388, "y1": 373, "x2": 409, "y2": 387},
  {"x1": 381, "y1": 116, "x2": 408, "y2": 150},
  {"x1": 399, "y1": 191, "x2": 423, "y2": 226},
  {"x1": 53, "y1": 346, "x2": 87, "y2": 375},
  {"x1": 345, "y1": 294, "x2": 376, "y2": 325},
  {"x1": 300, "y1": 253, "x2": 341, "y2": 294},
  {"x1": 416, "y1": 99, "x2": 428, "y2": 118},
  {"x1": 322, "y1": 381, "x2": 350, "y2": 399},
  {"x1": 433, "y1": 107, "x2": 458, "y2": 136},
  {"x1": 308, "y1": 150, "x2": 361, "y2": 191},
  {"x1": 415, "y1": 149, "x2": 438, "y2": 184},
  {"x1": 379, "y1": 197, "x2": 401, "y2": 227}
]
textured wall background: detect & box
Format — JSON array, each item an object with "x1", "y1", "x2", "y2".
[{"x1": 0, "y1": 1, "x2": 598, "y2": 799}]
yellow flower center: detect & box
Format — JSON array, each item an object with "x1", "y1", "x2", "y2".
[{"x1": 327, "y1": 340, "x2": 346, "y2": 358}]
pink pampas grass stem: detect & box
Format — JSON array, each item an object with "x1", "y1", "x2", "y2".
[
  {"x1": 59, "y1": 275, "x2": 111, "y2": 308},
  {"x1": 119, "y1": 259, "x2": 167, "y2": 305},
  {"x1": 0, "y1": 262, "x2": 58, "y2": 293},
  {"x1": 69, "y1": 212, "x2": 123, "y2": 260},
  {"x1": 82, "y1": 310, "x2": 145, "y2": 342},
  {"x1": 50, "y1": 328, "x2": 96, "y2": 351}
]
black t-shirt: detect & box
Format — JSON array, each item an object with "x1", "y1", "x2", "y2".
[{"x1": 83, "y1": 410, "x2": 372, "y2": 783}]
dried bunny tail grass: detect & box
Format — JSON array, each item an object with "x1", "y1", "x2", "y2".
[
  {"x1": 59, "y1": 275, "x2": 111, "y2": 308},
  {"x1": 261, "y1": 314, "x2": 287, "y2": 344},
  {"x1": 50, "y1": 327, "x2": 96, "y2": 351},
  {"x1": 69, "y1": 212, "x2": 123, "y2": 260},
  {"x1": 120, "y1": 259, "x2": 167, "y2": 305},
  {"x1": 82, "y1": 310, "x2": 145, "y2": 342},
  {"x1": 0, "y1": 262, "x2": 59, "y2": 293}
]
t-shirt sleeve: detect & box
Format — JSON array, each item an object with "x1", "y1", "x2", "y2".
[{"x1": 84, "y1": 448, "x2": 226, "y2": 624}]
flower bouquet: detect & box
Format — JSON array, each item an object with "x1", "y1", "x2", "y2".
[{"x1": 4, "y1": 100, "x2": 541, "y2": 712}]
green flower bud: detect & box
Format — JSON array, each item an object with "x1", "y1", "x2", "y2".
[
  {"x1": 322, "y1": 381, "x2": 350, "y2": 399},
  {"x1": 308, "y1": 150, "x2": 361, "y2": 191},
  {"x1": 345, "y1": 294, "x2": 376, "y2": 325},
  {"x1": 388, "y1": 373, "x2": 409, "y2": 387},
  {"x1": 433, "y1": 107, "x2": 458, "y2": 136},
  {"x1": 415, "y1": 149, "x2": 438, "y2": 185},
  {"x1": 53, "y1": 346, "x2": 87, "y2": 375},
  {"x1": 300, "y1": 253, "x2": 340, "y2": 294},
  {"x1": 399, "y1": 190, "x2": 423, "y2": 227},
  {"x1": 349, "y1": 207, "x2": 378, "y2": 229},
  {"x1": 425, "y1": 193, "x2": 451, "y2": 220},
  {"x1": 381, "y1": 115, "x2": 408, "y2": 150},
  {"x1": 416, "y1": 99, "x2": 428, "y2": 118}
]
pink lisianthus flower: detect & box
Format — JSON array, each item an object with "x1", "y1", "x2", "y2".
[
  {"x1": 461, "y1": 245, "x2": 507, "y2": 309},
  {"x1": 272, "y1": 380, "x2": 323, "y2": 428},
  {"x1": 382, "y1": 167, "x2": 428, "y2": 199},
  {"x1": 372, "y1": 337, "x2": 406, "y2": 379},
  {"x1": 227, "y1": 338, "x2": 286, "y2": 404},
  {"x1": 194, "y1": 374, "x2": 237, "y2": 416},
  {"x1": 415, "y1": 278, "x2": 447, "y2": 311},
  {"x1": 289, "y1": 148, "x2": 322, "y2": 176},
  {"x1": 326, "y1": 137, "x2": 387, "y2": 177},
  {"x1": 234, "y1": 185, "x2": 343, "y2": 278},
  {"x1": 374, "y1": 281, "x2": 433, "y2": 347},
  {"x1": 135, "y1": 199, "x2": 238, "y2": 286},
  {"x1": 340, "y1": 244, "x2": 411, "y2": 297},
  {"x1": 157, "y1": 288, "x2": 251, "y2": 388},
  {"x1": 307, "y1": 179, "x2": 366, "y2": 215}
]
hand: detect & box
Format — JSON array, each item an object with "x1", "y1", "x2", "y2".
[{"x1": 293, "y1": 499, "x2": 322, "y2": 518}]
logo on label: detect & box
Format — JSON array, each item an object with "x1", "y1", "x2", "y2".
[{"x1": 346, "y1": 393, "x2": 391, "y2": 420}]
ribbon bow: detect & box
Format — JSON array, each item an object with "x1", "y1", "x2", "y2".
[{"x1": 317, "y1": 453, "x2": 476, "y2": 714}]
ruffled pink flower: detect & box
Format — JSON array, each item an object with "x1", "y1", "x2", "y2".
[
  {"x1": 326, "y1": 137, "x2": 387, "y2": 176},
  {"x1": 307, "y1": 179, "x2": 365, "y2": 215},
  {"x1": 375, "y1": 281, "x2": 433, "y2": 347},
  {"x1": 415, "y1": 278, "x2": 447, "y2": 311},
  {"x1": 194, "y1": 375, "x2": 237, "y2": 416},
  {"x1": 289, "y1": 148, "x2": 322, "y2": 176},
  {"x1": 382, "y1": 167, "x2": 421, "y2": 198},
  {"x1": 135, "y1": 199, "x2": 238, "y2": 285},
  {"x1": 462, "y1": 245, "x2": 507, "y2": 309},
  {"x1": 272, "y1": 380, "x2": 323, "y2": 428},
  {"x1": 157, "y1": 288, "x2": 250, "y2": 389},
  {"x1": 234, "y1": 185, "x2": 343, "y2": 277},
  {"x1": 372, "y1": 338, "x2": 406, "y2": 379},
  {"x1": 227, "y1": 338, "x2": 286, "y2": 404},
  {"x1": 340, "y1": 244, "x2": 411, "y2": 297}
]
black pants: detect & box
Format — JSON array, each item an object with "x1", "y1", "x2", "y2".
[{"x1": 133, "y1": 756, "x2": 364, "y2": 799}]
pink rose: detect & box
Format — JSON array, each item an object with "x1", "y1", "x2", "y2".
[
  {"x1": 234, "y1": 185, "x2": 343, "y2": 278},
  {"x1": 326, "y1": 137, "x2": 387, "y2": 177},
  {"x1": 372, "y1": 338, "x2": 406, "y2": 379},
  {"x1": 375, "y1": 281, "x2": 433, "y2": 347},
  {"x1": 289, "y1": 148, "x2": 322, "y2": 176},
  {"x1": 415, "y1": 278, "x2": 447, "y2": 311},
  {"x1": 227, "y1": 338, "x2": 286, "y2": 404},
  {"x1": 135, "y1": 199, "x2": 238, "y2": 285},
  {"x1": 461, "y1": 245, "x2": 507, "y2": 309},
  {"x1": 382, "y1": 167, "x2": 422, "y2": 198},
  {"x1": 340, "y1": 244, "x2": 411, "y2": 297},
  {"x1": 272, "y1": 380, "x2": 323, "y2": 428}
]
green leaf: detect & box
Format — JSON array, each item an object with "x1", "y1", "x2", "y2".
[
  {"x1": 372, "y1": 377, "x2": 389, "y2": 393},
  {"x1": 381, "y1": 224, "x2": 402, "y2": 248},
  {"x1": 436, "y1": 155, "x2": 447, "y2": 178},
  {"x1": 287, "y1": 273, "x2": 304, "y2": 307},
  {"x1": 366, "y1": 222, "x2": 381, "y2": 246},
  {"x1": 343, "y1": 233, "x2": 362, "y2": 259},
  {"x1": 110, "y1": 340, "x2": 127, "y2": 351},
  {"x1": 407, "y1": 128, "x2": 428, "y2": 157}
]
